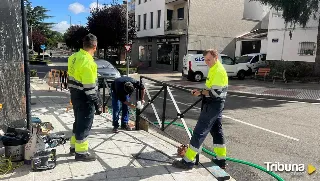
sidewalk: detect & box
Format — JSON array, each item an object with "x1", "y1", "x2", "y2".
[
  {"x1": 133, "y1": 69, "x2": 320, "y2": 102},
  {"x1": 1, "y1": 80, "x2": 233, "y2": 181}
]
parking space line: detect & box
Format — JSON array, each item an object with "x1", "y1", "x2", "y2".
[{"x1": 157, "y1": 96, "x2": 300, "y2": 141}]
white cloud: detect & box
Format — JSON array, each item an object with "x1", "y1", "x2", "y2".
[
  {"x1": 51, "y1": 21, "x2": 70, "y2": 33},
  {"x1": 89, "y1": 2, "x2": 105, "y2": 11},
  {"x1": 68, "y1": 2, "x2": 86, "y2": 14}
]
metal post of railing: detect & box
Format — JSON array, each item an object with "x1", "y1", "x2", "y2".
[
  {"x1": 135, "y1": 88, "x2": 140, "y2": 130},
  {"x1": 102, "y1": 78, "x2": 106, "y2": 113},
  {"x1": 161, "y1": 85, "x2": 167, "y2": 131}
]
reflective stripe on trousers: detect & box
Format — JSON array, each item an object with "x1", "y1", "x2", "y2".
[
  {"x1": 70, "y1": 134, "x2": 76, "y2": 148},
  {"x1": 213, "y1": 144, "x2": 227, "y2": 160},
  {"x1": 75, "y1": 139, "x2": 89, "y2": 154}
]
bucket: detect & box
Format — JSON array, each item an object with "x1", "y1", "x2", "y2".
[{"x1": 5, "y1": 144, "x2": 25, "y2": 162}]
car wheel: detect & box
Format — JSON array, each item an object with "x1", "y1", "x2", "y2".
[
  {"x1": 237, "y1": 70, "x2": 246, "y2": 80},
  {"x1": 194, "y1": 72, "x2": 203, "y2": 82}
]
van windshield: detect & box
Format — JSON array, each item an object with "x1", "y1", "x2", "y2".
[{"x1": 236, "y1": 56, "x2": 253, "y2": 63}]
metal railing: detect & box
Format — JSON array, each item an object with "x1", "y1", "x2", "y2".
[
  {"x1": 135, "y1": 76, "x2": 203, "y2": 139},
  {"x1": 165, "y1": 19, "x2": 187, "y2": 34}
]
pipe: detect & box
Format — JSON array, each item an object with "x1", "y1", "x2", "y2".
[{"x1": 21, "y1": 0, "x2": 32, "y2": 130}]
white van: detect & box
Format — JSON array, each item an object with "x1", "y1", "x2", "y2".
[
  {"x1": 236, "y1": 53, "x2": 267, "y2": 73},
  {"x1": 182, "y1": 53, "x2": 249, "y2": 82}
]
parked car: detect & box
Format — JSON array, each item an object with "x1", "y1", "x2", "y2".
[
  {"x1": 95, "y1": 59, "x2": 121, "y2": 88},
  {"x1": 182, "y1": 53, "x2": 249, "y2": 81},
  {"x1": 236, "y1": 53, "x2": 267, "y2": 74}
]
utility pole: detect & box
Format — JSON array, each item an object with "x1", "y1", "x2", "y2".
[
  {"x1": 126, "y1": 0, "x2": 129, "y2": 76},
  {"x1": 97, "y1": 0, "x2": 99, "y2": 11},
  {"x1": 68, "y1": 15, "x2": 71, "y2": 27}
]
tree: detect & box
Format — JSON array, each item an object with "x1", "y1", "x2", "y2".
[
  {"x1": 87, "y1": 4, "x2": 136, "y2": 60},
  {"x1": 252, "y1": 0, "x2": 320, "y2": 75},
  {"x1": 29, "y1": 29, "x2": 46, "y2": 55},
  {"x1": 64, "y1": 25, "x2": 89, "y2": 50},
  {"x1": 46, "y1": 31, "x2": 64, "y2": 49}
]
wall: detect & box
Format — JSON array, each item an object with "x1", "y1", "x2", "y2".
[
  {"x1": 135, "y1": 0, "x2": 165, "y2": 37},
  {"x1": 187, "y1": 0, "x2": 266, "y2": 58},
  {"x1": 0, "y1": 0, "x2": 26, "y2": 130},
  {"x1": 243, "y1": 0, "x2": 270, "y2": 21},
  {"x1": 267, "y1": 9, "x2": 319, "y2": 62}
]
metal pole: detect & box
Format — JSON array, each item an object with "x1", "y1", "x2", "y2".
[
  {"x1": 161, "y1": 85, "x2": 167, "y2": 131},
  {"x1": 126, "y1": 0, "x2": 129, "y2": 76},
  {"x1": 102, "y1": 79, "x2": 106, "y2": 113},
  {"x1": 97, "y1": 0, "x2": 99, "y2": 10},
  {"x1": 21, "y1": 0, "x2": 32, "y2": 130},
  {"x1": 31, "y1": 25, "x2": 33, "y2": 51}
]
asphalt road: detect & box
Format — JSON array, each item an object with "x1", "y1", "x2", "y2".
[{"x1": 106, "y1": 81, "x2": 320, "y2": 181}]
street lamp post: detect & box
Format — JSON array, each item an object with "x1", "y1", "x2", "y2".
[{"x1": 68, "y1": 15, "x2": 71, "y2": 27}]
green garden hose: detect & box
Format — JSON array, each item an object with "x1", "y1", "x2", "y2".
[{"x1": 104, "y1": 108, "x2": 285, "y2": 181}]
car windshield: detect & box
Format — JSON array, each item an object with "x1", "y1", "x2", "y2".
[
  {"x1": 96, "y1": 60, "x2": 113, "y2": 69},
  {"x1": 236, "y1": 56, "x2": 253, "y2": 63}
]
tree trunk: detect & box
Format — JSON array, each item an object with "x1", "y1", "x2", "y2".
[{"x1": 314, "y1": 18, "x2": 320, "y2": 76}]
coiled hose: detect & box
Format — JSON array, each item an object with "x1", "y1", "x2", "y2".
[{"x1": 104, "y1": 108, "x2": 285, "y2": 181}]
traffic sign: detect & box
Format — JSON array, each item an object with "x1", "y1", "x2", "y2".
[
  {"x1": 125, "y1": 44, "x2": 131, "y2": 51},
  {"x1": 40, "y1": 44, "x2": 46, "y2": 50}
]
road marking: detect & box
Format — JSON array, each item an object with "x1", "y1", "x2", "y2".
[{"x1": 157, "y1": 96, "x2": 300, "y2": 141}]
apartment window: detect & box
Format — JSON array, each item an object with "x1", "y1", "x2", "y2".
[
  {"x1": 298, "y1": 42, "x2": 316, "y2": 56},
  {"x1": 150, "y1": 12, "x2": 154, "y2": 29},
  {"x1": 157, "y1": 10, "x2": 161, "y2": 28},
  {"x1": 143, "y1": 13, "x2": 147, "y2": 30},
  {"x1": 137, "y1": 15, "x2": 141, "y2": 31},
  {"x1": 145, "y1": 0, "x2": 147, "y2": 2},
  {"x1": 138, "y1": 0, "x2": 141, "y2": 4},
  {"x1": 177, "y1": 8, "x2": 184, "y2": 19}
]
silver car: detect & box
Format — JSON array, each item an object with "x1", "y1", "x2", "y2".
[{"x1": 95, "y1": 59, "x2": 121, "y2": 88}]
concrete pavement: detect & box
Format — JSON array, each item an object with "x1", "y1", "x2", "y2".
[{"x1": 1, "y1": 80, "x2": 233, "y2": 181}]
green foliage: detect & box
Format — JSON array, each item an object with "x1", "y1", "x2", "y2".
[
  {"x1": 87, "y1": 4, "x2": 136, "y2": 49},
  {"x1": 64, "y1": 26, "x2": 89, "y2": 50},
  {"x1": 267, "y1": 60, "x2": 315, "y2": 80},
  {"x1": 252, "y1": 0, "x2": 319, "y2": 28},
  {"x1": 30, "y1": 69, "x2": 38, "y2": 77}
]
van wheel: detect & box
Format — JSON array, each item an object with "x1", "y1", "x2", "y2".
[
  {"x1": 194, "y1": 72, "x2": 203, "y2": 82},
  {"x1": 237, "y1": 70, "x2": 246, "y2": 80}
]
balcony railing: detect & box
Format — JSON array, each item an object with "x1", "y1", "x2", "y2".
[
  {"x1": 165, "y1": 0, "x2": 187, "y2": 5},
  {"x1": 165, "y1": 19, "x2": 187, "y2": 35}
]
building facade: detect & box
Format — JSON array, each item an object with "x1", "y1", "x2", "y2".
[
  {"x1": 132, "y1": 0, "x2": 269, "y2": 72},
  {"x1": 266, "y1": 9, "x2": 319, "y2": 62}
]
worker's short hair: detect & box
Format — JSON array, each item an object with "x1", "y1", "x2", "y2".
[
  {"x1": 83, "y1": 33, "x2": 97, "y2": 49},
  {"x1": 124, "y1": 82, "x2": 135, "y2": 94},
  {"x1": 203, "y1": 49, "x2": 218, "y2": 58}
]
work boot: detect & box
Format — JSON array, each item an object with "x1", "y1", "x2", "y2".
[
  {"x1": 69, "y1": 147, "x2": 75, "y2": 155},
  {"x1": 121, "y1": 124, "x2": 131, "y2": 131},
  {"x1": 212, "y1": 158, "x2": 227, "y2": 169},
  {"x1": 172, "y1": 159, "x2": 194, "y2": 170},
  {"x1": 113, "y1": 127, "x2": 119, "y2": 133},
  {"x1": 75, "y1": 153, "x2": 97, "y2": 162}
]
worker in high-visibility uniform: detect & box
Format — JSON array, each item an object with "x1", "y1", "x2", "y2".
[
  {"x1": 68, "y1": 33, "x2": 101, "y2": 161},
  {"x1": 172, "y1": 49, "x2": 228, "y2": 169}
]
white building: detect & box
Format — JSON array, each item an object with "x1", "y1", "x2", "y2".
[
  {"x1": 132, "y1": 0, "x2": 266, "y2": 71},
  {"x1": 266, "y1": 9, "x2": 319, "y2": 62}
]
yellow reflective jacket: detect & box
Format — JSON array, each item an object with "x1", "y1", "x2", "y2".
[
  {"x1": 67, "y1": 49, "x2": 99, "y2": 104},
  {"x1": 205, "y1": 60, "x2": 228, "y2": 100}
]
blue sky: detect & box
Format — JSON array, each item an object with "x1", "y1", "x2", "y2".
[{"x1": 31, "y1": 0, "x2": 114, "y2": 33}]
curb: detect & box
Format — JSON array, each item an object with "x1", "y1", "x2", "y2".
[{"x1": 227, "y1": 90, "x2": 320, "y2": 103}]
